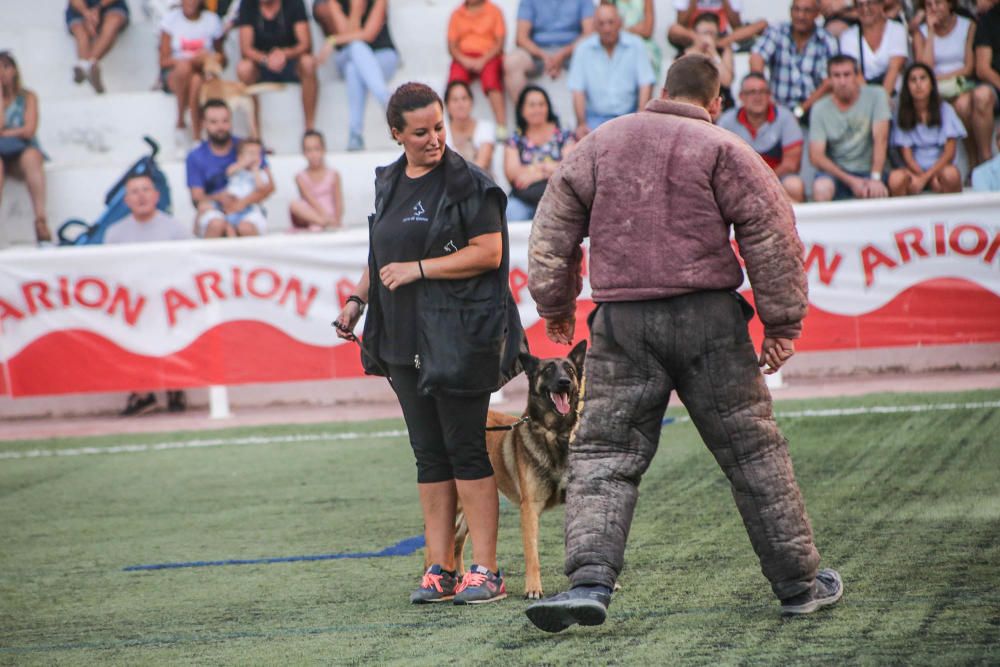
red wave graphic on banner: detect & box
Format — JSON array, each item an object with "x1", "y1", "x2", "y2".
[
  {"x1": 5, "y1": 279, "x2": 998, "y2": 396},
  {"x1": 740, "y1": 277, "x2": 1000, "y2": 351}
]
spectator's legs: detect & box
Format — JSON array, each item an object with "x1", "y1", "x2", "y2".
[
  {"x1": 168, "y1": 60, "x2": 195, "y2": 130},
  {"x1": 16, "y1": 148, "x2": 50, "y2": 243},
  {"x1": 312, "y1": 0, "x2": 336, "y2": 36},
  {"x1": 888, "y1": 169, "x2": 911, "y2": 197},
  {"x1": 0, "y1": 159, "x2": 5, "y2": 223},
  {"x1": 952, "y1": 90, "x2": 977, "y2": 169},
  {"x1": 199, "y1": 208, "x2": 229, "y2": 238},
  {"x1": 931, "y1": 165, "x2": 962, "y2": 194},
  {"x1": 337, "y1": 42, "x2": 397, "y2": 142},
  {"x1": 188, "y1": 68, "x2": 205, "y2": 140},
  {"x1": 69, "y1": 23, "x2": 92, "y2": 84},
  {"x1": 505, "y1": 195, "x2": 536, "y2": 222},
  {"x1": 236, "y1": 220, "x2": 260, "y2": 236},
  {"x1": 480, "y1": 54, "x2": 507, "y2": 128},
  {"x1": 90, "y1": 11, "x2": 127, "y2": 62},
  {"x1": 297, "y1": 54, "x2": 319, "y2": 130},
  {"x1": 971, "y1": 85, "x2": 997, "y2": 165},
  {"x1": 667, "y1": 24, "x2": 696, "y2": 51},
  {"x1": 812, "y1": 176, "x2": 835, "y2": 202},
  {"x1": 289, "y1": 199, "x2": 326, "y2": 229},
  {"x1": 503, "y1": 49, "x2": 534, "y2": 105},
  {"x1": 781, "y1": 175, "x2": 805, "y2": 203}
]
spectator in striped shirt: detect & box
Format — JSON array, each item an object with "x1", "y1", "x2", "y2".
[
  {"x1": 750, "y1": 0, "x2": 838, "y2": 124},
  {"x1": 718, "y1": 73, "x2": 806, "y2": 202}
]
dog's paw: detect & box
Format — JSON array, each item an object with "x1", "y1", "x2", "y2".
[{"x1": 524, "y1": 589, "x2": 543, "y2": 600}]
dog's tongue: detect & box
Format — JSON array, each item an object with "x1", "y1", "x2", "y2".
[{"x1": 550, "y1": 392, "x2": 572, "y2": 416}]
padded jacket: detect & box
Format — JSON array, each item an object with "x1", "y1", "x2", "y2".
[{"x1": 362, "y1": 147, "x2": 526, "y2": 396}]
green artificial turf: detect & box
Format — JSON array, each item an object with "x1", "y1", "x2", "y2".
[{"x1": 1, "y1": 390, "x2": 998, "y2": 666}]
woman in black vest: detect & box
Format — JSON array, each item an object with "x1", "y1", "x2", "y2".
[{"x1": 335, "y1": 82, "x2": 524, "y2": 606}]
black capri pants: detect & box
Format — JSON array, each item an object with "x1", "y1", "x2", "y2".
[{"x1": 388, "y1": 364, "x2": 494, "y2": 484}]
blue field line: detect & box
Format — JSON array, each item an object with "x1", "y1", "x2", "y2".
[{"x1": 123, "y1": 535, "x2": 425, "y2": 571}]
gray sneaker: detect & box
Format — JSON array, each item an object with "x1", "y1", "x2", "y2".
[
  {"x1": 780, "y1": 569, "x2": 844, "y2": 615},
  {"x1": 410, "y1": 564, "x2": 457, "y2": 604},
  {"x1": 525, "y1": 585, "x2": 611, "y2": 633},
  {"x1": 453, "y1": 564, "x2": 506, "y2": 605}
]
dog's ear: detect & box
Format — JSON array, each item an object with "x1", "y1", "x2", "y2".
[
  {"x1": 568, "y1": 339, "x2": 587, "y2": 373},
  {"x1": 519, "y1": 352, "x2": 540, "y2": 377}
]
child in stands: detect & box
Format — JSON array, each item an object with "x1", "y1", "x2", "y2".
[
  {"x1": 290, "y1": 130, "x2": 344, "y2": 231},
  {"x1": 222, "y1": 138, "x2": 272, "y2": 235}
]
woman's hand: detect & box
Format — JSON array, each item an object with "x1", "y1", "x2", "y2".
[
  {"x1": 333, "y1": 301, "x2": 363, "y2": 340},
  {"x1": 380, "y1": 262, "x2": 422, "y2": 291}
]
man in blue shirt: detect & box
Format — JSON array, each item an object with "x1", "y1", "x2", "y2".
[
  {"x1": 504, "y1": 0, "x2": 594, "y2": 103},
  {"x1": 568, "y1": 3, "x2": 656, "y2": 137},
  {"x1": 186, "y1": 100, "x2": 274, "y2": 237}
]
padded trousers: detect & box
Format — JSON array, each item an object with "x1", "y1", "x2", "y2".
[{"x1": 564, "y1": 291, "x2": 821, "y2": 600}]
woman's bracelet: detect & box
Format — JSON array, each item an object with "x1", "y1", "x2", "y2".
[
  {"x1": 325, "y1": 35, "x2": 338, "y2": 48},
  {"x1": 346, "y1": 295, "x2": 366, "y2": 311},
  {"x1": 418, "y1": 260, "x2": 426, "y2": 280}
]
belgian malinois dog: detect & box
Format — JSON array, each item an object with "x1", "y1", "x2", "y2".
[{"x1": 455, "y1": 340, "x2": 587, "y2": 599}]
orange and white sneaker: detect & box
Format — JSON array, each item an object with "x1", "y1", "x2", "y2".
[
  {"x1": 453, "y1": 564, "x2": 507, "y2": 605},
  {"x1": 410, "y1": 564, "x2": 457, "y2": 604}
]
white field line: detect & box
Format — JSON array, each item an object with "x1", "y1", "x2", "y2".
[
  {"x1": 1, "y1": 401, "x2": 997, "y2": 461},
  {"x1": 0, "y1": 430, "x2": 408, "y2": 461}
]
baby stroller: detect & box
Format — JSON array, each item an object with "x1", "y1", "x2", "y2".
[{"x1": 57, "y1": 136, "x2": 172, "y2": 245}]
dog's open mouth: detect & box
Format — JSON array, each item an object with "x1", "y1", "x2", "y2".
[{"x1": 550, "y1": 392, "x2": 572, "y2": 416}]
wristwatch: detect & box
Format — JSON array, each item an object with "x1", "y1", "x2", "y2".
[{"x1": 793, "y1": 104, "x2": 805, "y2": 120}]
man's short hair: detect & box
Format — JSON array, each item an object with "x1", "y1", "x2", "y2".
[
  {"x1": 125, "y1": 172, "x2": 155, "y2": 187},
  {"x1": 827, "y1": 54, "x2": 859, "y2": 75},
  {"x1": 201, "y1": 98, "x2": 231, "y2": 115},
  {"x1": 740, "y1": 72, "x2": 770, "y2": 91},
  {"x1": 665, "y1": 53, "x2": 721, "y2": 105}
]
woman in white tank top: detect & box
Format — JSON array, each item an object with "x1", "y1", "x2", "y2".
[{"x1": 912, "y1": 0, "x2": 992, "y2": 171}]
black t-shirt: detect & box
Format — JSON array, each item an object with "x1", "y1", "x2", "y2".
[
  {"x1": 335, "y1": 0, "x2": 395, "y2": 52},
  {"x1": 974, "y1": 7, "x2": 1000, "y2": 77},
  {"x1": 372, "y1": 163, "x2": 502, "y2": 365},
  {"x1": 237, "y1": 0, "x2": 308, "y2": 52}
]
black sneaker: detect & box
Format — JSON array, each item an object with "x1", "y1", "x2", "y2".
[
  {"x1": 453, "y1": 564, "x2": 507, "y2": 605},
  {"x1": 780, "y1": 569, "x2": 844, "y2": 615},
  {"x1": 166, "y1": 390, "x2": 187, "y2": 413},
  {"x1": 525, "y1": 585, "x2": 611, "y2": 633},
  {"x1": 410, "y1": 564, "x2": 457, "y2": 604},
  {"x1": 121, "y1": 392, "x2": 156, "y2": 417}
]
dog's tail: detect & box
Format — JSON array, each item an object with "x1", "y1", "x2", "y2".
[{"x1": 243, "y1": 83, "x2": 286, "y2": 96}]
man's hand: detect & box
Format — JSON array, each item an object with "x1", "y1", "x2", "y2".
[
  {"x1": 266, "y1": 49, "x2": 287, "y2": 73},
  {"x1": 544, "y1": 52, "x2": 565, "y2": 78},
  {"x1": 575, "y1": 124, "x2": 591, "y2": 140},
  {"x1": 863, "y1": 179, "x2": 889, "y2": 198},
  {"x1": 544, "y1": 316, "x2": 575, "y2": 345},
  {"x1": 759, "y1": 337, "x2": 795, "y2": 375}
]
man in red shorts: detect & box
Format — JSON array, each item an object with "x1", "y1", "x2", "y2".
[{"x1": 448, "y1": 0, "x2": 508, "y2": 132}]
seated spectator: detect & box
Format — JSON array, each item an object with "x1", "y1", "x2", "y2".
[
  {"x1": 838, "y1": 0, "x2": 909, "y2": 99},
  {"x1": 888, "y1": 62, "x2": 965, "y2": 195},
  {"x1": 159, "y1": 0, "x2": 226, "y2": 143},
  {"x1": 186, "y1": 100, "x2": 275, "y2": 238},
  {"x1": 221, "y1": 139, "x2": 272, "y2": 236},
  {"x1": 751, "y1": 0, "x2": 839, "y2": 123},
  {"x1": 973, "y1": 0, "x2": 1000, "y2": 165},
  {"x1": 447, "y1": 0, "x2": 508, "y2": 131},
  {"x1": 315, "y1": 0, "x2": 397, "y2": 151},
  {"x1": 569, "y1": 3, "x2": 655, "y2": 137},
  {"x1": 504, "y1": 85, "x2": 575, "y2": 221},
  {"x1": 444, "y1": 81, "x2": 496, "y2": 173},
  {"x1": 809, "y1": 55, "x2": 892, "y2": 201},
  {"x1": 610, "y1": 0, "x2": 662, "y2": 77},
  {"x1": 683, "y1": 13, "x2": 735, "y2": 111},
  {"x1": 0, "y1": 52, "x2": 50, "y2": 245},
  {"x1": 65, "y1": 0, "x2": 129, "y2": 94},
  {"x1": 718, "y1": 73, "x2": 807, "y2": 202},
  {"x1": 290, "y1": 130, "x2": 343, "y2": 231},
  {"x1": 913, "y1": 0, "x2": 990, "y2": 166},
  {"x1": 236, "y1": 0, "x2": 318, "y2": 131},
  {"x1": 504, "y1": 0, "x2": 595, "y2": 104},
  {"x1": 668, "y1": 0, "x2": 767, "y2": 51},
  {"x1": 821, "y1": 0, "x2": 857, "y2": 37},
  {"x1": 105, "y1": 173, "x2": 192, "y2": 417},
  {"x1": 971, "y1": 131, "x2": 1000, "y2": 190}
]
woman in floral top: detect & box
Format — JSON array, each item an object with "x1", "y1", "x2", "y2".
[{"x1": 503, "y1": 85, "x2": 575, "y2": 221}]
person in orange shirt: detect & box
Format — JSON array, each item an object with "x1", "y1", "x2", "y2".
[{"x1": 448, "y1": 0, "x2": 508, "y2": 131}]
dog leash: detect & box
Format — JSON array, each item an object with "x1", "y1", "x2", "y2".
[{"x1": 334, "y1": 320, "x2": 530, "y2": 431}]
